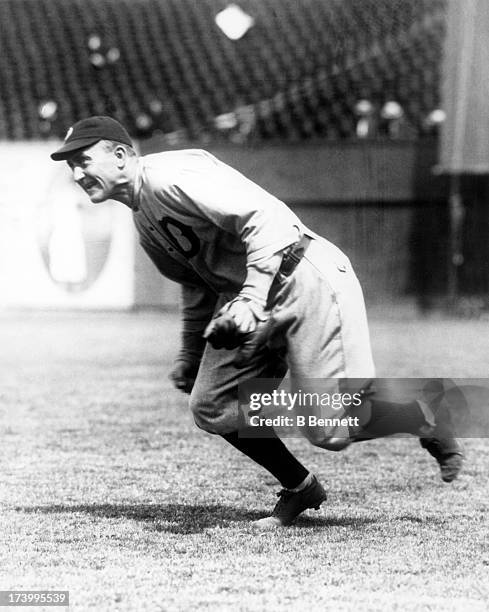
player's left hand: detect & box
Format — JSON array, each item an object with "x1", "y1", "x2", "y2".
[{"x1": 170, "y1": 358, "x2": 200, "y2": 394}]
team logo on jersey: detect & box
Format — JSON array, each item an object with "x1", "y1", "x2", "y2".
[{"x1": 159, "y1": 217, "x2": 200, "y2": 258}]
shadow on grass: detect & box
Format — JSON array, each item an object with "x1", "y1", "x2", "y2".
[
  {"x1": 294, "y1": 515, "x2": 378, "y2": 529},
  {"x1": 18, "y1": 503, "x2": 262, "y2": 534},
  {"x1": 16, "y1": 503, "x2": 380, "y2": 533}
]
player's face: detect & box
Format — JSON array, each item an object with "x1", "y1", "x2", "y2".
[{"x1": 67, "y1": 142, "x2": 121, "y2": 203}]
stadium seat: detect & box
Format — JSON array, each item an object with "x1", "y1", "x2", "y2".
[{"x1": 0, "y1": 0, "x2": 446, "y2": 141}]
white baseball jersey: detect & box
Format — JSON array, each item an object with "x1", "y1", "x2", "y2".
[
  {"x1": 131, "y1": 149, "x2": 306, "y2": 332},
  {"x1": 129, "y1": 149, "x2": 376, "y2": 441}
]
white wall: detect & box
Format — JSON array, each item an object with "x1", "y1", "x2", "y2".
[{"x1": 0, "y1": 142, "x2": 135, "y2": 309}]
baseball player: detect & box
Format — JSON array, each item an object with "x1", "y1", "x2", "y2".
[{"x1": 51, "y1": 116, "x2": 464, "y2": 528}]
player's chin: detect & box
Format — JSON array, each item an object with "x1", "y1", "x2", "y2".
[{"x1": 86, "y1": 189, "x2": 107, "y2": 203}]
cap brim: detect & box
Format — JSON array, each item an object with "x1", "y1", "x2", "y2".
[{"x1": 50, "y1": 137, "x2": 101, "y2": 161}]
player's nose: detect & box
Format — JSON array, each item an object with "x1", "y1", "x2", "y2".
[{"x1": 72, "y1": 166, "x2": 85, "y2": 182}]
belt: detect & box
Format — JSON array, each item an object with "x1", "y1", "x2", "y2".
[{"x1": 278, "y1": 234, "x2": 312, "y2": 277}]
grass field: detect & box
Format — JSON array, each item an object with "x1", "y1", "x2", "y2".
[{"x1": 1, "y1": 308, "x2": 488, "y2": 611}]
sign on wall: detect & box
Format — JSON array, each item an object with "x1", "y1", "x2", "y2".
[{"x1": 0, "y1": 143, "x2": 135, "y2": 309}]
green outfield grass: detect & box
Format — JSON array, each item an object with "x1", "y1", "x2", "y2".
[{"x1": 0, "y1": 309, "x2": 488, "y2": 611}]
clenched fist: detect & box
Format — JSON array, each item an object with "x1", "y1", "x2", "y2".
[
  {"x1": 169, "y1": 358, "x2": 200, "y2": 394},
  {"x1": 203, "y1": 298, "x2": 271, "y2": 366}
]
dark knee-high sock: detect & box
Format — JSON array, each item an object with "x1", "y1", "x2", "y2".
[
  {"x1": 356, "y1": 400, "x2": 426, "y2": 440},
  {"x1": 221, "y1": 426, "x2": 309, "y2": 489}
]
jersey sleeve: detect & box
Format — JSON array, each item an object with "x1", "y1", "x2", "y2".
[
  {"x1": 140, "y1": 238, "x2": 217, "y2": 361},
  {"x1": 180, "y1": 283, "x2": 218, "y2": 334},
  {"x1": 179, "y1": 284, "x2": 218, "y2": 363},
  {"x1": 170, "y1": 153, "x2": 302, "y2": 307}
]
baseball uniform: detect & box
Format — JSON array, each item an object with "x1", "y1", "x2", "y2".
[
  {"x1": 50, "y1": 117, "x2": 463, "y2": 527},
  {"x1": 131, "y1": 149, "x2": 375, "y2": 447}
]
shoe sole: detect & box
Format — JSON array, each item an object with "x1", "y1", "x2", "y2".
[
  {"x1": 440, "y1": 453, "x2": 464, "y2": 483},
  {"x1": 253, "y1": 490, "x2": 327, "y2": 529}
]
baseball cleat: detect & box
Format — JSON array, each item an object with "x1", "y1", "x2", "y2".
[
  {"x1": 253, "y1": 475, "x2": 327, "y2": 529},
  {"x1": 418, "y1": 382, "x2": 465, "y2": 482},
  {"x1": 420, "y1": 437, "x2": 464, "y2": 482}
]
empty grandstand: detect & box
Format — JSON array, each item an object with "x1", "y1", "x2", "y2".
[{"x1": 0, "y1": 0, "x2": 446, "y2": 142}]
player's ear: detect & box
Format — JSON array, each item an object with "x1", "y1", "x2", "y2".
[{"x1": 114, "y1": 145, "x2": 127, "y2": 168}]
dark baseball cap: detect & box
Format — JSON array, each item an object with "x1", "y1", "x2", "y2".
[{"x1": 50, "y1": 116, "x2": 133, "y2": 161}]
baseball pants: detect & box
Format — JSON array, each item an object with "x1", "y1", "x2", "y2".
[{"x1": 189, "y1": 236, "x2": 376, "y2": 448}]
